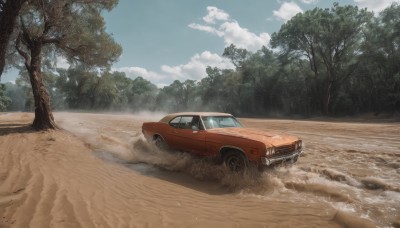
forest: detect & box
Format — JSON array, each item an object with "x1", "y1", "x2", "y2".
[{"x1": 1, "y1": 3, "x2": 399, "y2": 118}]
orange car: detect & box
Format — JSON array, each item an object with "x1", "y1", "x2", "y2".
[{"x1": 142, "y1": 112, "x2": 303, "y2": 171}]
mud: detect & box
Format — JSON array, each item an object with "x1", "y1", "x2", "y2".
[
  {"x1": 1, "y1": 112, "x2": 398, "y2": 227},
  {"x1": 52, "y1": 112, "x2": 400, "y2": 227}
]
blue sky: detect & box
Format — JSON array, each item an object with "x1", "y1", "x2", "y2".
[{"x1": 1, "y1": 0, "x2": 398, "y2": 87}]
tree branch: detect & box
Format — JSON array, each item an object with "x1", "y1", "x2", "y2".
[
  {"x1": 15, "y1": 33, "x2": 31, "y2": 71},
  {"x1": 40, "y1": 0, "x2": 53, "y2": 36},
  {"x1": 19, "y1": 16, "x2": 33, "y2": 48},
  {"x1": 42, "y1": 37, "x2": 61, "y2": 44}
]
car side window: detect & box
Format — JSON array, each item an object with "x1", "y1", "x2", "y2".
[
  {"x1": 170, "y1": 116, "x2": 203, "y2": 130},
  {"x1": 190, "y1": 116, "x2": 201, "y2": 130},
  {"x1": 202, "y1": 117, "x2": 214, "y2": 129},
  {"x1": 219, "y1": 117, "x2": 235, "y2": 127},
  {"x1": 169, "y1": 117, "x2": 181, "y2": 128},
  {"x1": 179, "y1": 116, "x2": 194, "y2": 129}
]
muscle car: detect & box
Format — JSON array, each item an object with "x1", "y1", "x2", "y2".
[{"x1": 142, "y1": 112, "x2": 303, "y2": 171}]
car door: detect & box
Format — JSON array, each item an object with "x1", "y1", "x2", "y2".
[
  {"x1": 172, "y1": 116, "x2": 207, "y2": 155},
  {"x1": 165, "y1": 116, "x2": 182, "y2": 150}
]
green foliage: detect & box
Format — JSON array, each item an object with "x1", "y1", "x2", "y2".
[
  {"x1": 19, "y1": 67, "x2": 156, "y2": 111},
  {"x1": 129, "y1": 76, "x2": 158, "y2": 110},
  {"x1": 56, "y1": 67, "x2": 125, "y2": 110},
  {"x1": 14, "y1": 70, "x2": 35, "y2": 111},
  {"x1": 156, "y1": 79, "x2": 199, "y2": 112},
  {"x1": 271, "y1": 3, "x2": 373, "y2": 115},
  {"x1": 3, "y1": 82, "x2": 26, "y2": 111},
  {"x1": 0, "y1": 83, "x2": 11, "y2": 111},
  {"x1": 2, "y1": 3, "x2": 399, "y2": 117},
  {"x1": 354, "y1": 3, "x2": 400, "y2": 114},
  {"x1": 223, "y1": 44, "x2": 249, "y2": 68},
  {"x1": 14, "y1": 0, "x2": 122, "y2": 69}
]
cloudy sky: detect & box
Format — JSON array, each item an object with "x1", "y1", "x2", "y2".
[{"x1": 1, "y1": 0, "x2": 399, "y2": 87}]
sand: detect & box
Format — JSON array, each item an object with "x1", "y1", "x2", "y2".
[{"x1": 1, "y1": 112, "x2": 399, "y2": 227}]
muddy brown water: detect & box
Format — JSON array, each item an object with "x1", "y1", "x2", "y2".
[{"x1": 54, "y1": 112, "x2": 400, "y2": 227}]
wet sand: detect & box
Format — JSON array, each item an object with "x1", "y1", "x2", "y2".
[{"x1": 0, "y1": 112, "x2": 399, "y2": 227}]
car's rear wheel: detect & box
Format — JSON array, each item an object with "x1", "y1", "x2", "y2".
[
  {"x1": 153, "y1": 135, "x2": 166, "y2": 150},
  {"x1": 223, "y1": 151, "x2": 247, "y2": 172}
]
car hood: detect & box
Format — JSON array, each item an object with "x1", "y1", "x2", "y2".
[{"x1": 207, "y1": 127, "x2": 299, "y2": 147}]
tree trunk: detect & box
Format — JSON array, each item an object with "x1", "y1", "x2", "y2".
[
  {"x1": 0, "y1": 0, "x2": 26, "y2": 77},
  {"x1": 28, "y1": 44, "x2": 57, "y2": 130},
  {"x1": 323, "y1": 80, "x2": 332, "y2": 116}
]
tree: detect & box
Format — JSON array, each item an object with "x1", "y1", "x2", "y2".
[
  {"x1": 3, "y1": 82, "x2": 26, "y2": 111},
  {"x1": 129, "y1": 76, "x2": 158, "y2": 110},
  {"x1": 199, "y1": 67, "x2": 227, "y2": 111},
  {"x1": 93, "y1": 71, "x2": 118, "y2": 109},
  {"x1": 158, "y1": 80, "x2": 185, "y2": 111},
  {"x1": 0, "y1": 83, "x2": 11, "y2": 111},
  {"x1": 271, "y1": 3, "x2": 373, "y2": 115},
  {"x1": 12, "y1": 0, "x2": 121, "y2": 130},
  {"x1": 15, "y1": 69, "x2": 35, "y2": 110},
  {"x1": 111, "y1": 71, "x2": 131, "y2": 109},
  {"x1": 239, "y1": 47, "x2": 280, "y2": 114},
  {"x1": 357, "y1": 3, "x2": 400, "y2": 114},
  {"x1": 223, "y1": 44, "x2": 249, "y2": 69},
  {"x1": 0, "y1": 0, "x2": 27, "y2": 77},
  {"x1": 56, "y1": 67, "x2": 99, "y2": 109}
]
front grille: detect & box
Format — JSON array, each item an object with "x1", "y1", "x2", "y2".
[{"x1": 275, "y1": 144, "x2": 296, "y2": 156}]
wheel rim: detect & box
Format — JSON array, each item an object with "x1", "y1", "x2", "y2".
[{"x1": 227, "y1": 155, "x2": 244, "y2": 171}]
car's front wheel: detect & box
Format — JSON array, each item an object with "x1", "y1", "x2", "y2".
[{"x1": 224, "y1": 151, "x2": 247, "y2": 172}]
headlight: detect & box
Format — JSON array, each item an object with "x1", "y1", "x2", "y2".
[{"x1": 265, "y1": 147, "x2": 275, "y2": 156}]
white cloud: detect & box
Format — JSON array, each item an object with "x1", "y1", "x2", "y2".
[
  {"x1": 203, "y1": 6, "x2": 230, "y2": 24},
  {"x1": 300, "y1": 0, "x2": 318, "y2": 4},
  {"x1": 220, "y1": 21, "x2": 271, "y2": 51},
  {"x1": 189, "y1": 6, "x2": 271, "y2": 51},
  {"x1": 354, "y1": 0, "x2": 399, "y2": 14},
  {"x1": 161, "y1": 51, "x2": 234, "y2": 80},
  {"x1": 273, "y1": 2, "x2": 303, "y2": 21},
  {"x1": 115, "y1": 66, "x2": 167, "y2": 82},
  {"x1": 114, "y1": 51, "x2": 234, "y2": 87},
  {"x1": 188, "y1": 23, "x2": 223, "y2": 36},
  {"x1": 115, "y1": 6, "x2": 273, "y2": 87}
]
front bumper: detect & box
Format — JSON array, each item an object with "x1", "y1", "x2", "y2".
[{"x1": 261, "y1": 149, "x2": 303, "y2": 166}]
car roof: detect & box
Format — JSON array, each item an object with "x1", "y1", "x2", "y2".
[{"x1": 159, "y1": 112, "x2": 232, "y2": 123}]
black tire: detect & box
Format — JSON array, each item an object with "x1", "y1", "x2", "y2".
[
  {"x1": 153, "y1": 135, "x2": 166, "y2": 150},
  {"x1": 223, "y1": 151, "x2": 247, "y2": 172}
]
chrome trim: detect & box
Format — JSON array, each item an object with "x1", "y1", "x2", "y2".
[{"x1": 261, "y1": 149, "x2": 303, "y2": 166}]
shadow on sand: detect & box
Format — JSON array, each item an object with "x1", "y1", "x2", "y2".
[
  {"x1": 0, "y1": 123, "x2": 35, "y2": 136},
  {"x1": 92, "y1": 150, "x2": 239, "y2": 196}
]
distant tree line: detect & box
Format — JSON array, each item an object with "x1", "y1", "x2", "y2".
[{"x1": 1, "y1": 3, "x2": 399, "y2": 117}]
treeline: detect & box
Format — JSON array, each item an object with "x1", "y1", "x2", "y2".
[{"x1": 1, "y1": 3, "x2": 399, "y2": 116}]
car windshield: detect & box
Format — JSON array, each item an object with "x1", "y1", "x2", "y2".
[{"x1": 201, "y1": 116, "x2": 242, "y2": 129}]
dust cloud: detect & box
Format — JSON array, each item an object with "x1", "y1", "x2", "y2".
[
  {"x1": 58, "y1": 113, "x2": 278, "y2": 192},
  {"x1": 53, "y1": 112, "x2": 400, "y2": 227}
]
